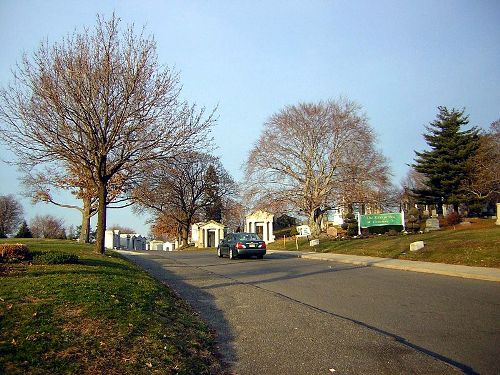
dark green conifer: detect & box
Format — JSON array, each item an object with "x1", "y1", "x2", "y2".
[
  {"x1": 203, "y1": 165, "x2": 223, "y2": 222},
  {"x1": 15, "y1": 220, "x2": 33, "y2": 238},
  {"x1": 412, "y1": 106, "x2": 479, "y2": 215}
]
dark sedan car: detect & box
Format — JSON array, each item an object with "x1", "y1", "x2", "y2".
[{"x1": 217, "y1": 232, "x2": 266, "y2": 259}]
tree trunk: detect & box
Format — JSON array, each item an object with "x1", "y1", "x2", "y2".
[
  {"x1": 308, "y1": 209, "x2": 321, "y2": 237},
  {"x1": 180, "y1": 224, "x2": 189, "y2": 248},
  {"x1": 95, "y1": 181, "x2": 108, "y2": 254},
  {"x1": 79, "y1": 197, "x2": 92, "y2": 243}
]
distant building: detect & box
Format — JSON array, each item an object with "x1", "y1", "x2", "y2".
[{"x1": 104, "y1": 229, "x2": 146, "y2": 250}]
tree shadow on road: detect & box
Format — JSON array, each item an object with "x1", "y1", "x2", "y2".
[{"x1": 119, "y1": 251, "x2": 238, "y2": 373}]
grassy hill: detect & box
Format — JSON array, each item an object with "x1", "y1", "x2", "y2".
[
  {"x1": 0, "y1": 239, "x2": 225, "y2": 374},
  {"x1": 268, "y1": 218, "x2": 500, "y2": 268}
]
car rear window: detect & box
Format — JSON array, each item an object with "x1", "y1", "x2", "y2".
[{"x1": 235, "y1": 233, "x2": 261, "y2": 241}]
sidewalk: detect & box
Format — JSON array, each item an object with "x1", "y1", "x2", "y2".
[{"x1": 267, "y1": 250, "x2": 500, "y2": 282}]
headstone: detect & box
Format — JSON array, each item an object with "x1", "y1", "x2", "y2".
[
  {"x1": 425, "y1": 218, "x2": 440, "y2": 232},
  {"x1": 496, "y1": 203, "x2": 500, "y2": 226},
  {"x1": 327, "y1": 227, "x2": 338, "y2": 237},
  {"x1": 410, "y1": 241, "x2": 425, "y2": 252}
]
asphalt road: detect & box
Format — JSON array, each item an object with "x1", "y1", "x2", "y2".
[{"x1": 119, "y1": 250, "x2": 500, "y2": 375}]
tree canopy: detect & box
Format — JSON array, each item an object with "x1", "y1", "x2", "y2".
[
  {"x1": 0, "y1": 14, "x2": 214, "y2": 253},
  {"x1": 244, "y1": 98, "x2": 391, "y2": 235},
  {"x1": 412, "y1": 106, "x2": 479, "y2": 214},
  {"x1": 133, "y1": 153, "x2": 236, "y2": 246}
]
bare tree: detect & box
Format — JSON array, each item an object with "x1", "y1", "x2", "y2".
[
  {"x1": 461, "y1": 120, "x2": 500, "y2": 202},
  {"x1": 0, "y1": 195, "x2": 24, "y2": 237},
  {"x1": 0, "y1": 14, "x2": 213, "y2": 253},
  {"x1": 133, "y1": 152, "x2": 236, "y2": 247},
  {"x1": 244, "y1": 98, "x2": 391, "y2": 236},
  {"x1": 30, "y1": 214, "x2": 66, "y2": 239},
  {"x1": 399, "y1": 168, "x2": 429, "y2": 211}
]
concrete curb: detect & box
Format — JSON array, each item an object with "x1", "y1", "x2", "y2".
[{"x1": 267, "y1": 250, "x2": 500, "y2": 282}]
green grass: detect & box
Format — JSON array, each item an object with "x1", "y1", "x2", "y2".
[
  {"x1": 268, "y1": 218, "x2": 500, "y2": 268},
  {"x1": 0, "y1": 239, "x2": 225, "y2": 374}
]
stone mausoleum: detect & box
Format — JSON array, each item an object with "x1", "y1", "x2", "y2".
[
  {"x1": 192, "y1": 221, "x2": 226, "y2": 248},
  {"x1": 245, "y1": 210, "x2": 275, "y2": 244}
]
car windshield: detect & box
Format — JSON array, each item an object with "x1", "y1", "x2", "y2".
[{"x1": 234, "y1": 233, "x2": 261, "y2": 241}]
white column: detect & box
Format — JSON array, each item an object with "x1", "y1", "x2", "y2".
[
  {"x1": 268, "y1": 221, "x2": 274, "y2": 243},
  {"x1": 496, "y1": 203, "x2": 500, "y2": 226},
  {"x1": 263, "y1": 222, "x2": 268, "y2": 242},
  {"x1": 215, "y1": 229, "x2": 220, "y2": 247}
]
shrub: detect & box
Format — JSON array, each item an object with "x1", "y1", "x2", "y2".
[
  {"x1": 406, "y1": 208, "x2": 422, "y2": 233},
  {"x1": 342, "y1": 213, "x2": 359, "y2": 237},
  {"x1": 368, "y1": 225, "x2": 404, "y2": 235},
  {"x1": 446, "y1": 212, "x2": 462, "y2": 226},
  {"x1": 0, "y1": 243, "x2": 31, "y2": 262},
  {"x1": 33, "y1": 252, "x2": 79, "y2": 265}
]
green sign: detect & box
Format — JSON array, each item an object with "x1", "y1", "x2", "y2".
[{"x1": 360, "y1": 213, "x2": 403, "y2": 228}]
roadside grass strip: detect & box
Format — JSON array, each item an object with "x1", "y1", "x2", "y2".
[
  {"x1": 0, "y1": 239, "x2": 225, "y2": 374},
  {"x1": 268, "y1": 219, "x2": 500, "y2": 268}
]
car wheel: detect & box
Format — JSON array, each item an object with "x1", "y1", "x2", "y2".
[
  {"x1": 217, "y1": 247, "x2": 222, "y2": 258},
  {"x1": 229, "y1": 249, "x2": 235, "y2": 260},
  {"x1": 257, "y1": 255, "x2": 264, "y2": 259}
]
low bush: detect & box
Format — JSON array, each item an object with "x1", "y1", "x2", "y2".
[
  {"x1": 33, "y1": 252, "x2": 79, "y2": 265},
  {"x1": 368, "y1": 225, "x2": 404, "y2": 235},
  {"x1": 446, "y1": 212, "x2": 462, "y2": 226},
  {"x1": 0, "y1": 243, "x2": 31, "y2": 262}
]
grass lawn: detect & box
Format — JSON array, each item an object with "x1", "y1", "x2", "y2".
[
  {"x1": 0, "y1": 239, "x2": 225, "y2": 374},
  {"x1": 268, "y1": 218, "x2": 500, "y2": 268}
]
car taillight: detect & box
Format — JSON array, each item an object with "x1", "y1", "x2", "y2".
[
  {"x1": 259, "y1": 242, "x2": 266, "y2": 249},
  {"x1": 235, "y1": 242, "x2": 246, "y2": 249}
]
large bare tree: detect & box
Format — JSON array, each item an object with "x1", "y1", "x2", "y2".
[
  {"x1": 133, "y1": 152, "x2": 236, "y2": 247},
  {"x1": 244, "y1": 98, "x2": 391, "y2": 235},
  {"x1": 0, "y1": 14, "x2": 213, "y2": 253}
]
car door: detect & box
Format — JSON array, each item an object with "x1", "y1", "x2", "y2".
[{"x1": 220, "y1": 234, "x2": 232, "y2": 255}]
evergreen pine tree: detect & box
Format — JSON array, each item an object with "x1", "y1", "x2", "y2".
[
  {"x1": 203, "y1": 165, "x2": 223, "y2": 222},
  {"x1": 15, "y1": 220, "x2": 33, "y2": 238},
  {"x1": 412, "y1": 106, "x2": 479, "y2": 215}
]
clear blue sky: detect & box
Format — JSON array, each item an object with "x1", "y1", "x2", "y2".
[{"x1": 1, "y1": 0, "x2": 499, "y2": 235}]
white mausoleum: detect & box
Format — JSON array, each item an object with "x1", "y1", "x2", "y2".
[
  {"x1": 147, "y1": 239, "x2": 176, "y2": 251},
  {"x1": 245, "y1": 210, "x2": 275, "y2": 243},
  {"x1": 192, "y1": 221, "x2": 226, "y2": 248},
  {"x1": 105, "y1": 230, "x2": 147, "y2": 250}
]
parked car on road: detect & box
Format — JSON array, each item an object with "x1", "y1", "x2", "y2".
[{"x1": 217, "y1": 232, "x2": 266, "y2": 259}]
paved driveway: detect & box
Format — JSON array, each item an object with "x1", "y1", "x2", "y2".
[{"x1": 119, "y1": 250, "x2": 499, "y2": 375}]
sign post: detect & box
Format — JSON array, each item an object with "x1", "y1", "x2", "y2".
[{"x1": 295, "y1": 225, "x2": 311, "y2": 250}]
